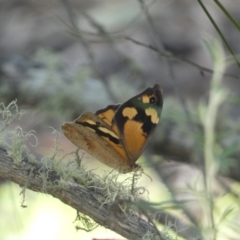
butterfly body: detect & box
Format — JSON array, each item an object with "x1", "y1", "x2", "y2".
[{"x1": 62, "y1": 84, "x2": 163, "y2": 173}]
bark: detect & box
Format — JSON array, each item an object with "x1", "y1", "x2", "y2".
[{"x1": 0, "y1": 147, "x2": 163, "y2": 240}]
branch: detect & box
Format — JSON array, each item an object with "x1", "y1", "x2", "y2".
[
  {"x1": 126, "y1": 37, "x2": 239, "y2": 80},
  {"x1": 0, "y1": 146, "x2": 162, "y2": 240}
]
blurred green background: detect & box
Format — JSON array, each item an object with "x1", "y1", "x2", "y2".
[{"x1": 0, "y1": 0, "x2": 240, "y2": 239}]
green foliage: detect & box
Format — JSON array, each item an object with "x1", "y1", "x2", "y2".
[
  {"x1": 155, "y1": 36, "x2": 240, "y2": 240},
  {"x1": 18, "y1": 48, "x2": 94, "y2": 120}
]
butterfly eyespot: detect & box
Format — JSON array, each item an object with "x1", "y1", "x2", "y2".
[{"x1": 150, "y1": 96, "x2": 156, "y2": 104}]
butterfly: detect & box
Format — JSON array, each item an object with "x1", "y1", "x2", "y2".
[{"x1": 62, "y1": 84, "x2": 163, "y2": 173}]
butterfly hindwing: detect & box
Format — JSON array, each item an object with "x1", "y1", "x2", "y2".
[
  {"x1": 95, "y1": 104, "x2": 120, "y2": 135},
  {"x1": 62, "y1": 111, "x2": 131, "y2": 172},
  {"x1": 94, "y1": 104, "x2": 129, "y2": 161}
]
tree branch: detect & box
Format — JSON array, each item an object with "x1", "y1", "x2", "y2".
[{"x1": 0, "y1": 146, "x2": 162, "y2": 240}]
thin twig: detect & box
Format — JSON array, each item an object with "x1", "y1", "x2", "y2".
[
  {"x1": 60, "y1": 0, "x2": 118, "y2": 102},
  {"x1": 126, "y1": 36, "x2": 238, "y2": 80}
]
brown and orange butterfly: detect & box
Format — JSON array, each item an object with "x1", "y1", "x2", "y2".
[{"x1": 62, "y1": 84, "x2": 163, "y2": 173}]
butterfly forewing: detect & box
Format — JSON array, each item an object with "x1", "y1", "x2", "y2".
[{"x1": 113, "y1": 84, "x2": 163, "y2": 164}]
